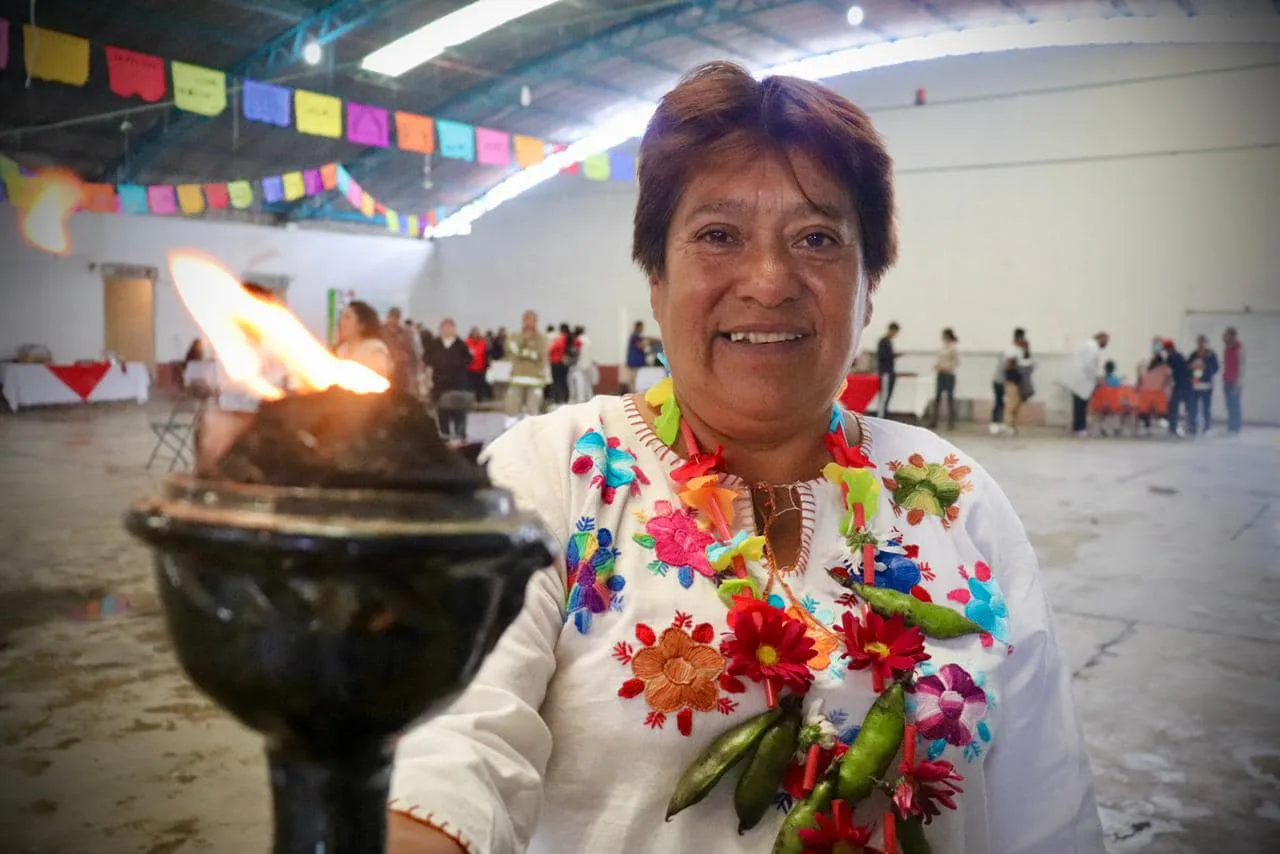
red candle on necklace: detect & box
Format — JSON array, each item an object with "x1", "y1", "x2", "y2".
[
  {"x1": 872, "y1": 669, "x2": 885, "y2": 694},
  {"x1": 904, "y1": 723, "x2": 917, "y2": 767},
  {"x1": 801, "y1": 743, "x2": 822, "y2": 793},
  {"x1": 764, "y1": 677, "x2": 779, "y2": 709},
  {"x1": 883, "y1": 811, "x2": 897, "y2": 854},
  {"x1": 862, "y1": 543, "x2": 876, "y2": 585}
]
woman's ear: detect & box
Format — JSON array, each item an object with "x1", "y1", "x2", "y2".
[{"x1": 648, "y1": 272, "x2": 664, "y2": 322}]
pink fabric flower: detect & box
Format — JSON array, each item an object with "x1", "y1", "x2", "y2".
[{"x1": 911, "y1": 663, "x2": 987, "y2": 746}]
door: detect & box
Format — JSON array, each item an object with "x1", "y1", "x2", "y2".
[{"x1": 104, "y1": 276, "x2": 154, "y2": 367}]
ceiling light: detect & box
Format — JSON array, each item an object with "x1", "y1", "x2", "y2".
[
  {"x1": 846, "y1": 6, "x2": 865, "y2": 27},
  {"x1": 302, "y1": 42, "x2": 323, "y2": 66},
  {"x1": 362, "y1": 0, "x2": 566, "y2": 78}
]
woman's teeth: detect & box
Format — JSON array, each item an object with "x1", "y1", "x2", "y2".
[{"x1": 725, "y1": 331, "x2": 805, "y2": 344}]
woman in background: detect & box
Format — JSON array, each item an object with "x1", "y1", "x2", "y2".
[
  {"x1": 335, "y1": 300, "x2": 393, "y2": 379},
  {"x1": 568, "y1": 325, "x2": 597, "y2": 404},
  {"x1": 929, "y1": 327, "x2": 959, "y2": 431},
  {"x1": 1003, "y1": 336, "x2": 1033, "y2": 437},
  {"x1": 466, "y1": 326, "x2": 490, "y2": 401}
]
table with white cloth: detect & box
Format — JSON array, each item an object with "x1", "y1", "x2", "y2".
[
  {"x1": 0, "y1": 361, "x2": 151, "y2": 412},
  {"x1": 634, "y1": 366, "x2": 666, "y2": 393},
  {"x1": 872, "y1": 373, "x2": 931, "y2": 420}
]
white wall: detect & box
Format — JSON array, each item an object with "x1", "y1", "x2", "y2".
[
  {"x1": 413, "y1": 43, "x2": 1280, "y2": 392},
  {"x1": 0, "y1": 210, "x2": 432, "y2": 364}
]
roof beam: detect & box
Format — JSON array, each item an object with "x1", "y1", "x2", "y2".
[
  {"x1": 997, "y1": 0, "x2": 1038, "y2": 24},
  {"x1": 210, "y1": 0, "x2": 309, "y2": 24},
  {"x1": 734, "y1": 14, "x2": 807, "y2": 54},
  {"x1": 294, "y1": 0, "x2": 819, "y2": 222},
  {"x1": 102, "y1": 0, "x2": 416, "y2": 183},
  {"x1": 683, "y1": 30, "x2": 767, "y2": 66},
  {"x1": 903, "y1": 0, "x2": 960, "y2": 29}
]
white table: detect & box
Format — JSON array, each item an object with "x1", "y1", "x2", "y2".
[
  {"x1": 634, "y1": 366, "x2": 666, "y2": 393},
  {"x1": 872, "y1": 374, "x2": 932, "y2": 420},
  {"x1": 0, "y1": 361, "x2": 151, "y2": 412}
]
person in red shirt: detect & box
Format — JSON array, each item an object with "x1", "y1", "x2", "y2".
[
  {"x1": 465, "y1": 327, "x2": 489, "y2": 401},
  {"x1": 548, "y1": 323, "x2": 570, "y2": 405},
  {"x1": 1222, "y1": 327, "x2": 1244, "y2": 435}
]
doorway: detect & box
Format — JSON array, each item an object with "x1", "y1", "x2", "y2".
[{"x1": 103, "y1": 276, "x2": 154, "y2": 367}]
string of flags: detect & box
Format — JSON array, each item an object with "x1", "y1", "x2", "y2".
[{"x1": 1, "y1": 20, "x2": 640, "y2": 185}]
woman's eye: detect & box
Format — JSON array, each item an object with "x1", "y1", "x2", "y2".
[
  {"x1": 801, "y1": 232, "x2": 837, "y2": 248},
  {"x1": 698, "y1": 229, "x2": 733, "y2": 244}
]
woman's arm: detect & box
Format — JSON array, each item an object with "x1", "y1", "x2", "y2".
[
  {"x1": 388, "y1": 420, "x2": 569, "y2": 854},
  {"x1": 965, "y1": 466, "x2": 1106, "y2": 854}
]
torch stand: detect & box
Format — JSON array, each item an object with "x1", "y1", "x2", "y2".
[{"x1": 126, "y1": 475, "x2": 553, "y2": 854}]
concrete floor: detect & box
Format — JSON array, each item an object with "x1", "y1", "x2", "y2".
[{"x1": 0, "y1": 402, "x2": 1276, "y2": 853}]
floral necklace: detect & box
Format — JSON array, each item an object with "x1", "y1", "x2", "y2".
[{"x1": 642, "y1": 371, "x2": 985, "y2": 854}]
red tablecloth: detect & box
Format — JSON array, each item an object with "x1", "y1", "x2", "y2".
[
  {"x1": 840, "y1": 374, "x2": 881, "y2": 413},
  {"x1": 46, "y1": 362, "x2": 113, "y2": 401}
]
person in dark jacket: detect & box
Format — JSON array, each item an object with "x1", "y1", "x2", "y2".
[
  {"x1": 426, "y1": 318, "x2": 474, "y2": 440},
  {"x1": 1188, "y1": 334, "x2": 1219, "y2": 436},
  {"x1": 875, "y1": 321, "x2": 899, "y2": 418},
  {"x1": 1163, "y1": 339, "x2": 1192, "y2": 438}
]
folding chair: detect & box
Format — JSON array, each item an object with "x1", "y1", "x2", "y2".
[{"x1": 147, "y1": 380, "x2": 215, "y2": 472}]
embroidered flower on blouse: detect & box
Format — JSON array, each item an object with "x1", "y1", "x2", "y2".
[
  {"x1": 947, "y1": 562, "x2": 1009, "y2": 646},
  {"x1": 617, "y1": 612, "x2": 740, "y2": 736},
  {"x1": 911, "y1": 663, "x2": 988, "y2": 747},
  {"x1": 892, "y1": 757, "x2": 964, "y2": 824},
  {"x1": 633, "y1": 500, "x2": 715, "y2": 588},
  {"x1": 797, "y1": 800, "x2": 881, "y2": 853},
  {"x1": 721, "y1": 595, "x2": 816, "y2": 696},
  {"x1": 785, "y1": 605, "x2": 841, "y2": 672},
  {"x1": 571, "y1": 426, "x2": 650, "y2": 503},
  {"x1": 882, "y1": 453, "x2": 972, "y2": 527},
  {"x1": 839, "y1": 609, "x2": 930, "y2": 688},
  {"x1": 564, "y1": 517, "x2": 624, "y2": 635}
]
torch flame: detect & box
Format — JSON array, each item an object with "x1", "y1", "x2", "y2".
[
  {"x1": 168, "y1": 251, "x2": 390, "y2": 399},
  {"x1": 18, "y1": 169, "x2": 84, "y2": 256}
]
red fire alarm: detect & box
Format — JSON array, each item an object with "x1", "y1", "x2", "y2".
[{"x1": 914, "y1": 88, "x2": 927, "y2": 106}]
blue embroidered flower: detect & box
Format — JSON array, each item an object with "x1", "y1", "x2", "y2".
[
  {"x1": 571, "y1": 425, "x2": 649, "y2": 504},
  {"x1": 565, "y1": 517, "x2": 624, "y2": 634},
  {"x1": 947, "y1": 562, "x2": 1009, "y2": 644}
]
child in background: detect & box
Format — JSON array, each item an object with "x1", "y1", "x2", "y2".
[{"x1": 1103, "y1": 360, "x2": 1124, "y2": 388}]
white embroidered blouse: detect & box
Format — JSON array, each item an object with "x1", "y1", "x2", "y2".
[{"x1": 390, "y1": 396, "x2": 1104, "y2": 854}]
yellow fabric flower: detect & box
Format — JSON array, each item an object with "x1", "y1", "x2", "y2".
[{"x1": 679, "y1": 474, "x2": 738, "y2": 530}]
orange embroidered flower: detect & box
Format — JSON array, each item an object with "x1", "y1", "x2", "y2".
[
  {"x1": 617, "y1": 614, "x2": 737, "y2": 735},
  {"x1": 787, "y1": 606, "x2": 841, "y2": 671}
]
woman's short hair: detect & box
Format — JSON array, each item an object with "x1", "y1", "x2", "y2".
[
  {"x1": 633, "y1": 61, "x2": 897, "y2": 287},
  {"x1": 345, "y1": 300, "x2": 382, "y2": 340}
]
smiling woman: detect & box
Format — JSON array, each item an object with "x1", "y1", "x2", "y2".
[{"x1": 388, "y1": 62, "x2": 1104, "y2": 854}]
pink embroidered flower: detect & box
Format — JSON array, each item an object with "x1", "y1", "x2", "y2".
[
  {"x1": 892, "y1": 757, "x2": 964, "y2": 823},
  {"x1": 645, "y1": 500, "x2": 715, "y2": 580},
  {"x1": 911, "y1": 663, "x2": 987, "y2": 746}
]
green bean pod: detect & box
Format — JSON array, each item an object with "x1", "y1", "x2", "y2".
[
  {"x1": 770, "y1": 766, "x2": 837, "y2": 854},
  {"x1": 899, "y1": 815, "x2": 933, "y2": 854},
  {"x1": 734, "y1": 702, "x2": 802, "y2": 833},
  {"x1": 836, "y1": 682, "x2": 905, "y2": 804},
  {"x1": 666, "y1": 706, "x2": 783, "y2": 820},
  {"x1": 844, "y1": 581, "x2": 985, "y2": 639}
]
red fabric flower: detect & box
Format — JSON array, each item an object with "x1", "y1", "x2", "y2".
[
  {"x1": 797, "y1": 799, "x2": 881, "y2": 853},
  {"x1": 671, "y1": 446, "x2": 726, "y2": 483},
  {"x1": 826, "y1": 431, "x2": 873, "y2": 470},
  {"x1": 892, "y1": 758, "x2": 964, "y2": 823},
  {"x1": 839, "y1": 610, "x2": 930, "y2": 685},
  {"x1": 720, "y1": 595, "x2": 816, "y2": 695}
]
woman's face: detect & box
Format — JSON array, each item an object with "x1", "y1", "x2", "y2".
[
  {"x1": 650, "y1": 148, "x2": 864, "y2": 432},
  {"x1": 338, "y1": 307, "x2": 359, "y2": 344}
]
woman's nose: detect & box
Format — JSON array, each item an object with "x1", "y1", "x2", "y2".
[{"x1": 738, "y1": 239, "x2": 799, "y2": 306}]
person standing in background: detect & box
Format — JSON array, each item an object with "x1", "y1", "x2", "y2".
[
  {"x1": 383, "y1": 308, "x2": 418, "y2": 394},
  {"x1": 620, "y1": 321, "x2": 648, "y2": 394},
  {"x1": 335, "y1": 300, "x2": 393, "y2": 378},
  {"x1": 1065, "y1": 332, "x2": 1109, "y2": 437},
  {"x1": 1003, "y1": 334, "x2": 1034, "y2": 437},
  {"x1": 568, "y1": 325, "x2": 597, "y2": 403},
  {"x1": 876, "y1": 321, "x2": 899, "y2": 418},
  {"x1": 505, "y1": 310, "x2": 548, "y2": 423},
  {"x1": 1222, "y1": 327, "x2": 1244, "y2": 435},
  {"x1": 930, "y1": 327, "x2": 959, "y2": 431},
  {"x1": 548, "y1": 323, "x2": 572, "y2": 405},
  {"x1": 990, "y1": 328, "x2": 1025, "y2": 435},
  {"x1": 1188, "y1": 334, "x2": 1219, "y2": 437},
  {"x1": 426, "y1": 318, "x2": 474, "y2": 441},
  {"x1": 465, "y1": 327, "x2": 489, "y2": 401},
  {"x1": 1163, "y1": 339, "x2": 1192, "y2": 438}
]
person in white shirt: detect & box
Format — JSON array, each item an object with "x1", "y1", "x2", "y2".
[
  {"x1": 989, "y1": 328, "x2": 1026, "y2": 436},
  {"x1": 1063, "y1": 332, "x2": 1110, "y2": 437},
  {"x1": 389, "y1": 62, "x2": 1103, "y2": 854},
  {"x1": 567, "y1": 325, "x2": 597, "y2": 404}
]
